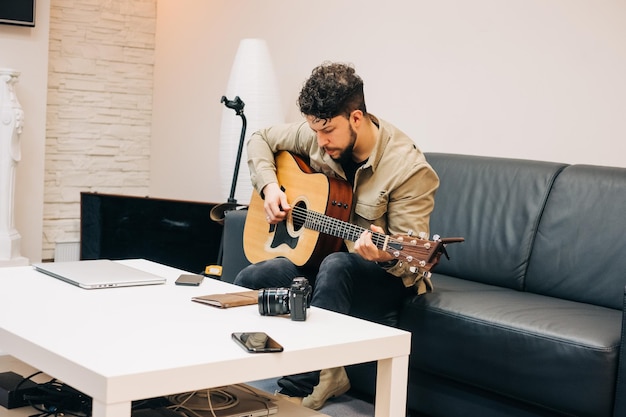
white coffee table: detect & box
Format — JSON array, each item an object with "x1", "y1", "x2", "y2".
[{"x1": 0, "y1": 259, "x2": 410, "y2": 417}]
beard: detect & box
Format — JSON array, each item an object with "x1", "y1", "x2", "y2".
[{"x1": 330, "y1": 124, "x2": 358, "y2": 164}]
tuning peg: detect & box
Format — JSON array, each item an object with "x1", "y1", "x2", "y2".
[
  {"x1": 418, "y1": 231, "x2": 428, "y2": 240},
  {"x1": 407, "y1": 229, "x2": 414, "y2": 236},
  {"x1": 433, "y1": 234, "x2": 440, "y2": 241}
]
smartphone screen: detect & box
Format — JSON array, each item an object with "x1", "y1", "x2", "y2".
[
  {"x1": 232, "y1": 332, "x2": 284, "y2": 353},
  {"x1": 175, "y1": 274, "x2": 204, "y2": 286}
]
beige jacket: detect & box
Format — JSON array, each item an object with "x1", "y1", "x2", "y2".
[{"x1": 247, "y1": 115, "x2": 440, "y2": 293}]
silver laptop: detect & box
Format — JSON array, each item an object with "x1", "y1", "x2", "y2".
[
  {"x1": 167, "y1": 384, "x2": 278, "y2": 417},
  {"x1": 32, "y1": 259, "x2": 166, "y2": 289}
]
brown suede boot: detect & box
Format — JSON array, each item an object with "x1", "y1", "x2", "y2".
[{"x1": 302, "y1": 367, "x2": 351, "y2": 410}]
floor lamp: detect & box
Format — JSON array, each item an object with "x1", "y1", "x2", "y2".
[
  {"x1": 209, "y1": 39, "x2": 283, "y2": 274},
  {"x1": 216, "y1": 38, "x2": 283, "y2": 208}
]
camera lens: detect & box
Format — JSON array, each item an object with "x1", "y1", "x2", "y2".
[{"x1": 258, "y1": 288, "x2": 291, "y2": 316}]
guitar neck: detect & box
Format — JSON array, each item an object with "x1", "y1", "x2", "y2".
[{"x1": 292, "y1": 206, "x2": 389, "y2": 250}]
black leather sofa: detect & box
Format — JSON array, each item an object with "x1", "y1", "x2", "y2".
[{"x1": 219, "y1": 153, "x2": 626, "y2": 417}]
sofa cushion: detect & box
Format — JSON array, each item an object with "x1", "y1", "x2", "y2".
[
  {"x1": 525, "y1": 164, "x2": 626, "y2": 309},
  {"x1": 400, "y1": 274, "x2": 621, "y2": 417},
  {"x1": 221, "y1": 208, "x2": 251, "y2": 283},
  {"x1": 425, "y1": 153, "x2": 567, "y2": 290}
]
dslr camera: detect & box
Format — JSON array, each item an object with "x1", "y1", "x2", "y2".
[{"x1": 258, "y1": 277, "x2": 312, "y2": 321}]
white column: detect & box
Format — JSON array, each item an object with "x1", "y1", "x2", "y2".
[{"x1": 0, "y1": 68, "x2": 28, "y2": 266}]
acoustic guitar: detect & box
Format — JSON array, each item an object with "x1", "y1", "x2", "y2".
[{"x1": 243, "y1": 151, "x2": 464, "y2": 272}]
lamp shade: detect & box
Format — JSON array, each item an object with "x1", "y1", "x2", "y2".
[{"x1": 218, "y1": 39, "x2": 284, "y2": 205}]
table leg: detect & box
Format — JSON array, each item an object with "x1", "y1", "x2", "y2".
[
  {"x1": 374, "y1": 355, "x2": 409, "y2": 417},
  {"x1": 91, "y1": 399, "x2": 131, "y2": 417}
]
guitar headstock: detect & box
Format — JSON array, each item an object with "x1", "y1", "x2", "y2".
[{"x1": 385, "y1": 232, "x2": 464, "y2": 274}]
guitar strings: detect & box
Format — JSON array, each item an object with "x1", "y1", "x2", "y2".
[
  {"x1": 289, "y1": 205, "x2": 388, "y2": 249},
  {"x1": 287, "y1": 205, "x2": 436, "y2": 269}
]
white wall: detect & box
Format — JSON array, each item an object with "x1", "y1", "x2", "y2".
[
  {"x1": 1, "y1": 0, "x2": 625, "y2": 261},
  {"x1": 43, "y1": 0, "x2": 155, "y2": 260},
  {"x1": 151, "y1": 0, "x2": 626, "y2": 204},
  {"x1": 0, "y1": 1, "x2": 50, "y2": 263}
]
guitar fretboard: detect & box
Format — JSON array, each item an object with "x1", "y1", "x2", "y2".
[{"x1": 291, "y1": 206, "x2": 389, "y2": 250}]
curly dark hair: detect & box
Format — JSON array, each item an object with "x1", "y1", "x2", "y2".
[{"x1": 297, "y1": 62, "x2": 366, "y2": 121}]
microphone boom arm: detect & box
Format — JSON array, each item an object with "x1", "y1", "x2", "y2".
[{"x1": 220, "y1": 95, "x2": 247, "y2": 204}]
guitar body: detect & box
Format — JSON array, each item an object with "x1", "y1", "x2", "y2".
[{"x1": 243, "y1": 151, "x2": 353, "y2": 267}]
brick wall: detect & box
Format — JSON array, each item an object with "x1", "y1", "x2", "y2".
[{"x1": 43, "y1": 0, "x2": 157, "y2": 260}]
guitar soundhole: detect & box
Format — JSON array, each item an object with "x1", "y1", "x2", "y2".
[{"x1": 292, "y1": 201, "x2": 307, "y2": 232}]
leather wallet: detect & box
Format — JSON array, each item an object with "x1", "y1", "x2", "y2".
[{"x1": 191, "y1": 290, "x2": 258, "y2": 308}]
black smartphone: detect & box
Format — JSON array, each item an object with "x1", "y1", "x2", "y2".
[
  {"x1": 231, "y1": 332, "x2": 284, "y2": 353},
  {"x1": 175, "y1": 274, "x2": 204, "y2": 286}
]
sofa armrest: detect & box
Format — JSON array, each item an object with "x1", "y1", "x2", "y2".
[
  {"x1": 613, "y1": 285, "x2": 626, "y2": 417},
  {"x1": 220, "y1": 209, "x2": 251, "y2": 283}
]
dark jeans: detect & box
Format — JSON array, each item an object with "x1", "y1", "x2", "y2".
[{"x1": 233, "y1": 252, "x2": 413, "y2": 397}]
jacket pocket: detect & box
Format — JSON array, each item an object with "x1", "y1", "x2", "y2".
[{"x1": 354, "y1": 200, "x2": 387, "y2": 222}]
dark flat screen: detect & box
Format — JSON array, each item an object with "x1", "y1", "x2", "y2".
[
  {"x1": 80, "y1": 192, "x2": 223, "y2": 274},
  {"x1": 0, "y1": 0, "x2": 36, "y2": 27}
]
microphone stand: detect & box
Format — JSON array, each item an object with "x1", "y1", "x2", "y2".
[
  {"x1": 221, "y1": 95, "x2": 247, "y2": 206},
  {"x1": 209, "y1": 96, "x2": 248, "y2": 271},
  {"x1": 210, "y1": 96, "x2": 248, "y2": 224}
]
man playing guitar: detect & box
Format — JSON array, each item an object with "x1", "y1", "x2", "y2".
[{"x1": 234, "y1": 61, "x2": 440, "y2": 409}]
